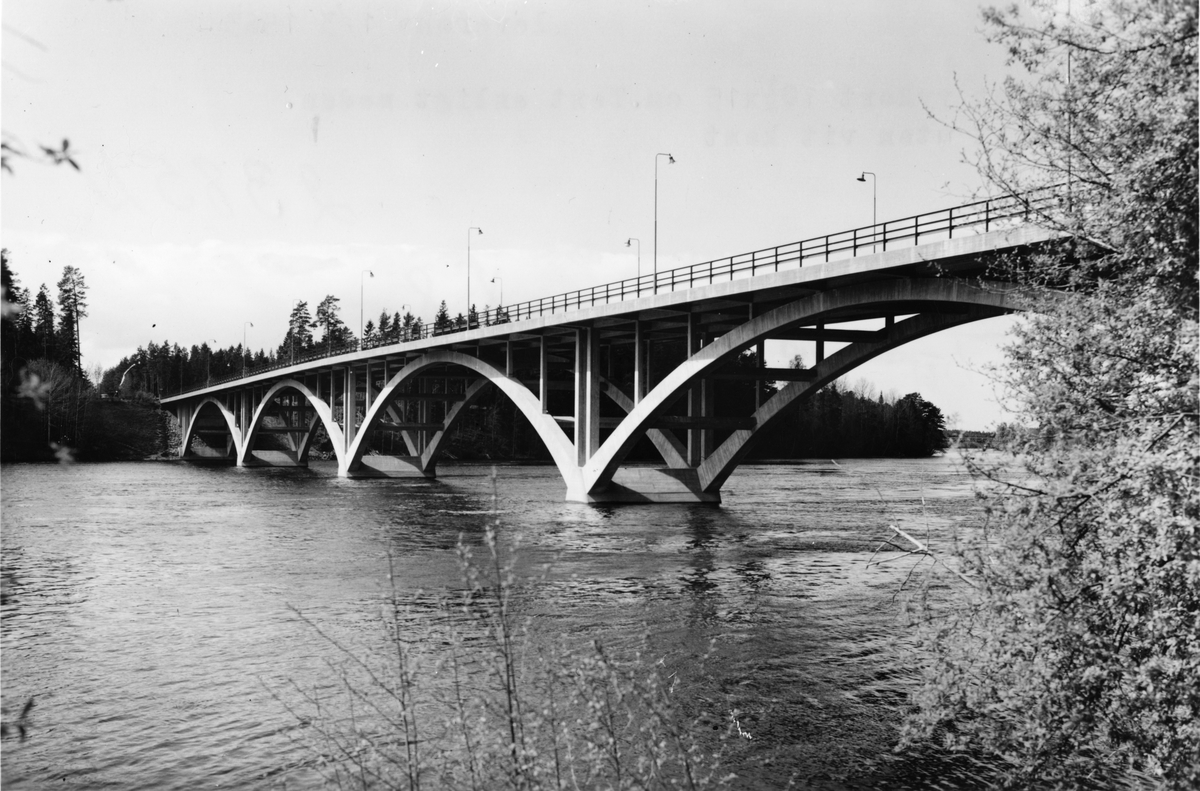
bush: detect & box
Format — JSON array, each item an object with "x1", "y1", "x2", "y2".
[{"x1": 280, "y1": 477, "x2": 733, "y2": 790}]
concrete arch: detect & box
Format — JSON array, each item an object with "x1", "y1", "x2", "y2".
[
  {"x1": 582, "y1": 278, "x2": 1022, "y2": 497},
  {"x1": 181, "y1": 397, "x2": 241, "y2": 460},
  {"x1": 417, "y1": 378, "x2": 494, "y2": 472},
  {"x1": 348, "y1": 351, "x2": 583, "y2": 493},
  {"x1": 697, "y1": 307, "x2": 1005, "y2": 492},
  {"x1": 599, "y1": 379, "x2": 689, "y2": 468},
  {"x1": 239, "y1": 379, "x2": 343, "y2": 468}
]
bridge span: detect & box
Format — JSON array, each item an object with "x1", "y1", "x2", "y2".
[{"x1": 161, "y1": 193, "x2": 1059, "y2": 503}]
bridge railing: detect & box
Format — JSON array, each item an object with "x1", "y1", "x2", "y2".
[{"x1": 169, "y1": 188, "x2": 1060, "y2": 397}]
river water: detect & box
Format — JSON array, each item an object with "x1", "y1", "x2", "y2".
[{"x1": 1, "y1": 457, "x2": 985, "y2": 789}]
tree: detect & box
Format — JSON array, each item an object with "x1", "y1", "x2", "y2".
[
  {"x1": 894, "y1": 392, "x2": 948, "y2": 457},
  {"x1": 433, "y1": 301, "x2": 452, "y2": 335},
  {"x1": 1, "y1": 250, "x2": 34, "y2": 368},
  {"x1": 280, "y1": 300, "x2": 315, "y2": 363},
  {"x1": 314, "y1": 295, "x2": 352, "y2": 355},
  {"x1": 905, "y1": 2, "x2": 1198, "y2": 786},
  {"x1": 55, "y1": 265, "x2": 88, "y2": 375},
  {"x1": 376, "y1": 310, "x2": 391, "y2": 344},
  {"x1": 31, "y1": 286, "x2": 56, "y2": 362}
]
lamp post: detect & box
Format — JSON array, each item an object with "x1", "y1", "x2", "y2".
[
  {"x1": 490, "y1": 276, "x2": 503, "y2": 306},
  {"x1": 467, "y1": 227, "x2": 482, "y2": 327},
  {"x1": 242, "y1": 321, "x2": 254, "y2": 378},
  {"x1": 360, "y1": 270, "x2": 374, "y2": 347},
  {"x1": 624, "y1": 236, "x2": 643, "y2": 279},
  {"x1": 654, "y1": 153, "x2": 674, "y2": 292},
  {"x1": 856, "y1": 171, "x2": 877, "y2": 252}
]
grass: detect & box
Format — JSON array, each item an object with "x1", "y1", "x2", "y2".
[{"x1": 276, "y1": 471, "x2": 735, "y2": 791}]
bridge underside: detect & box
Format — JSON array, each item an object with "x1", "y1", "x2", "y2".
[{"x1": 168, "y1": 273, "x2": 1022, "y2": 503}]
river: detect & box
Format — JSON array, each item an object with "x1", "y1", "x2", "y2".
[{"x1": 1, "y1": 457, "x2": 986, "y2": 789}]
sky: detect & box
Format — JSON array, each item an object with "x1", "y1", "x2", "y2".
[{"x1": 2, "y1": 0, "x2": 1024, "y2": 429}]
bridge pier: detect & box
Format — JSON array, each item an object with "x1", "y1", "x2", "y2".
[
  {"x1": 579, "y1": 467, "x2": 720, "y2": 504},
  {"x1": 347, "y1": 455, "x2": 435, "y2": 478}
]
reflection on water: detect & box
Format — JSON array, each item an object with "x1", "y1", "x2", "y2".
[{"x1": 2, "y1": 456, "x2": 984, "y2": 789}]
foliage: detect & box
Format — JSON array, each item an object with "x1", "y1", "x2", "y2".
[
  {"x1": 777, "y1": 384, "x2": 949, "y2": 459},
  {"x1": 279, "y1": 300, "x2": 316, "y2": 362},
  {"x1": 281, "y1": 482, "x2": 733, "y2": 790},
  {"x1": 433, "y1": 300, "x2": 452, "y2": 335},
  {"x1": 905, "y1": 1, "x2": 1199, "y2": 786},
  {"x1": 55, "y1": 265, "x2": 88, "y2": 375},
  {"x1": 314, "y1": 294, "x2": 356, "y2": 354},
  {"x1": 1, "y1": 135, "x2": 79, "y2": 175}
]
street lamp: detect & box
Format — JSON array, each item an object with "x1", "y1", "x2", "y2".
[
  {"x1": 360, "y1": 270, "x2": 374, "y2": 347},
  {"x1": 490, "y1": 276, "x2": 503, "y2": 305},
  {"x1": 654, "y1": 153, "x2": 674, "y2": 292},
  {"x1": 856, "y1": 171, "x2": 877, "y2": 252},
  {"x1": 467, "y1": 227, "x2": 483, "y2": 327},
  {"x1": 625, "y1": 237, "x2": 641, "y2": 278}
]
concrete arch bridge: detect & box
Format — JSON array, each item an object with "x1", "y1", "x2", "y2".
[{"x1": 161, "y1": 194, "x2": 1059, "y2": 503}]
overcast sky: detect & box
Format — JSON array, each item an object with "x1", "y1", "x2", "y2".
[{"x1": 2, "y1": 0, "x2": 1023, "y2": 429}]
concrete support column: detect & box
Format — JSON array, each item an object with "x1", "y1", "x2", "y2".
[
  {"x1": 418, "y1": 377, "x2": 429, "y2": 454},
  {"x1": 755, "y1": 340, "x2": 766, "y2": 409},
  {"x1": 573, "y1": 328, "x2": 602, "y2": 465},
  {"x1": 344, "y1": 365, "x2": 355, "y2": 454},
  {"x1": 364, "y1": 361, "x2": 374, "y2": 416},
  {"x1": 634, "y1": 319, "x2": 644, "y2": 404},
  {"x1": 686, "y1": 312, "x2": 708, "y2": 467},
  {"x1": 816, "y1": 323, "x2": 825, "y2": 363},
  {"x1": 585, "y1": 328, "x2": 601, "y2": 462},
  {"x1": 505, "y1": 340, "x2": 514, "y2": 376},
  {"x1": 539, "y1": 335, "x2": 549, "y2": 413}
]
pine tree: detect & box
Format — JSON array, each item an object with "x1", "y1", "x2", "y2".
[
  {"x1": 280, "y1": 300, "x2": 315, "y2": 363},
  {"x1": 376, "y1": 310, "x2": 391, "y2": 344},
  {"x1": 55, "y1": 265, "x2": 88, "y2": 375},
  {"x1": 314, "y1": 295, "x2": 348, "y2": 355},
  {"x1": 433, "y1": 301, "x2": 452, "y2": 335},
  {"x1": 32, "y1": 285, "x2": 56, "y2": 361}
]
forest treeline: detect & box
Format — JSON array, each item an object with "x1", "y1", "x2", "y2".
[
  {"x1": 1, "y1": 250, "x2": 177, "y2": 461},
  {"x1": 2, "y1": 250, "x2": 950, "y2": 461}
]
